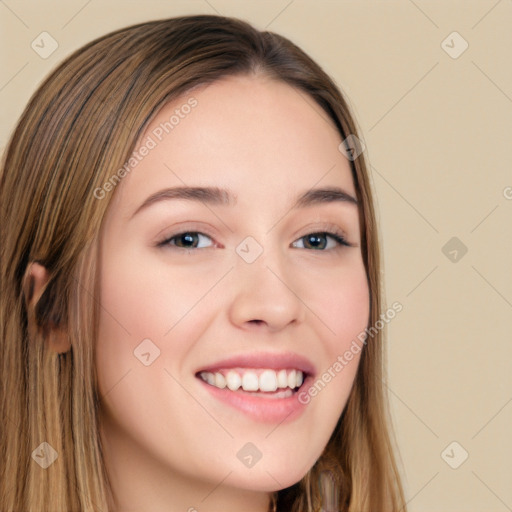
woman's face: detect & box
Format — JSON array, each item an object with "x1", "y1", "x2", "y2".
[{"x1": 95, "y1": 73, "x2": 369, "y2": 506}]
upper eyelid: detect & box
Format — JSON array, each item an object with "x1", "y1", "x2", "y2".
[
  {"x1": 158, "y1": 220, "x2": 350, "y2": 238},
  {"x1": 293, "y1": 222, "x2": 349, "y2": 240}
]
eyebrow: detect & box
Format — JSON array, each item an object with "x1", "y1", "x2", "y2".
[{"x1": 130, "y1": 185, "x2": 358, "y2": 219}]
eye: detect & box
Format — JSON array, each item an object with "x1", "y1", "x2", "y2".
[
  {"x1": 291, "y1": 231, "x2": 351, "y2": 250},
  {"x1": 158, "y1": 231, "x2": 214, "y2": 249}
]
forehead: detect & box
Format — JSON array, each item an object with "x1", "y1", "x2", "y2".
[{"x1": 110, "y1": 74, "x2": 355, "y2": 215}]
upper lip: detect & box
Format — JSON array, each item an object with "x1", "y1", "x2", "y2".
[{"x1": 195, "y1": 351, "x2": 316, "y2": 377}]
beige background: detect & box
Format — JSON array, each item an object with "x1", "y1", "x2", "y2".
[{"x1": 1, "y1": 1, "x2": 511, "y2": 510}]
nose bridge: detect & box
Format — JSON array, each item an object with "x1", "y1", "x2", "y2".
[{"x1": 228, "y1": 238, "x2": 306, "y2": 330}]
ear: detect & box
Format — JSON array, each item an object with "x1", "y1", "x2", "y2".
[{"x1": 24, "y1": 262, "x2": 71, "y2": 354}]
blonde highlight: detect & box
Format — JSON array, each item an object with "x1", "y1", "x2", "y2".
[{"x1": 1, "y1": 14, "x2": 406, "y2": 512}]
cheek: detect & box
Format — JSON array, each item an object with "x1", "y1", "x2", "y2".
[
  {"x1": 330, "y1": 278, "x2": 369, "y2": 347},
  {"x1": 299, "y1": 259, "x2": 369, "y2": 421},
  {"x1": 311, "y1": 259, "x2": 370, "y2": 348},
  {"x1": 99, "y1": 250, "x2": 204, "y2": 334},
  {"x1": 95, "y1": 246, "x2": 223, "y2": 396}
]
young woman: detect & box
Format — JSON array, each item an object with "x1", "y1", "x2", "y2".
[{"x1": 0, "y1": 15, "x2": 407, "y2": 512}]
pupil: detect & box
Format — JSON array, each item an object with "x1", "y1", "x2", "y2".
[
  {"x1": 307, "y1": 234, "x2": 325, "y2": 250},
  {"x1": 180, "y1": 233, "x2": 197, "y2": 247}
]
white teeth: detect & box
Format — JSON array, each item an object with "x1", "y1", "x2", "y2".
[
  {"x1": 226, "y1": 371, "x2": 241, "y2": 391},
  {"x1": 203, "y1": 372, "x2": 215, "y2": 385},
  {"x1": 200, "y1": 368, "x2": 305, "y2": 393},
  {"x1": 287, "y1": 369, "x2": 296, "y2": 389},
  {"x1": 277, "y1": 369, "x2": 288, "y2": 388},
  {"x1": 242, "y1": 371, "x2": 259, "y2": 391},
  {"x1": 259, "y1": 370, "x2": 278, "y2": 392},
  {"x1": 214, "y1": 372, "x2": 226, "y2": 389}
]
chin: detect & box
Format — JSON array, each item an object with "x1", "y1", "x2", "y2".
[{"x1": 223, "y1": 453, "x2": 317, "y2": 492}]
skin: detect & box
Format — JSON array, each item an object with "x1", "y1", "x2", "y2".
[
  {"x1": 93, "y1": 73, "x2": 370, "y2": 512},
  {"x1": 25, "y1": 263, "x2": 70, "y2": 353}
]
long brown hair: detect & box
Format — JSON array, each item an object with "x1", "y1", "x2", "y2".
[{"x1": 0, "y1": 15, "x2": 406, "y2": 511}]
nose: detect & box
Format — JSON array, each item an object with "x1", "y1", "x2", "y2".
[{"x1": 227, "y1": 249, "x2": 307, "y2": 332}]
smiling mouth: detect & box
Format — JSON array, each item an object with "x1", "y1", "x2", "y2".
[{"x1": 196, "y1": 368, "x2": 306, "y2": 398}]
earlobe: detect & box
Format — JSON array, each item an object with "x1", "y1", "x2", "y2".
[
  {"x1": 24, "y1": 262, "x2": 71, "y2": 354},
  {"x1": 24, "y1": 262, "x2": 48, "y2": 304}
]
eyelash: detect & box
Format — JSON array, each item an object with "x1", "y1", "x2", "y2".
[{"x1": 156, "y1": 227, "x2": 353, "y2": 252}]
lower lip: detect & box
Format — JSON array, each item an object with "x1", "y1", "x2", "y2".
[{"x1": 197, "y1": 375, "x2": 312, "y2": 423}]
